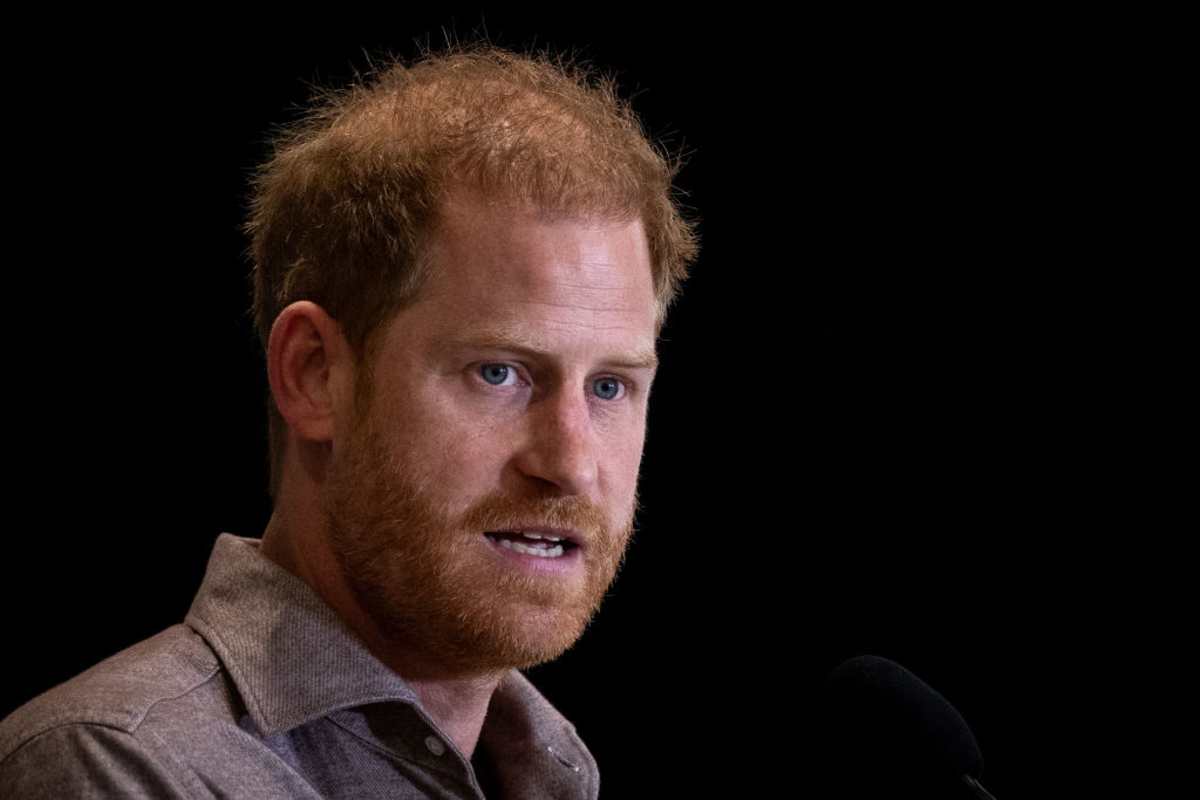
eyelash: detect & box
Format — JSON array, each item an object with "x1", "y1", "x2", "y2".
[{"x1": 475, "y1": 363, "x2": 631, "y2": 401}]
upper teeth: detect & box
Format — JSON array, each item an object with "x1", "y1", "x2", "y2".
[{"x1": 515, "y1": 531, "x2": 563, "y2": 542}]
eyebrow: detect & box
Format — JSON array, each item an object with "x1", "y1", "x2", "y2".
[{"x1": 440, "y1": 330, "x2": 659, "y2": 371}]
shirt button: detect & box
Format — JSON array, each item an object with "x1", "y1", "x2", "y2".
[{"x1": 424, "y1": 736, "x2": 446, "y2": 756}]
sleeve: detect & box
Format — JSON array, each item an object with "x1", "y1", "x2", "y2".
[{"x1": 0, "y1": 722, "x2": 194, "y2": 799}]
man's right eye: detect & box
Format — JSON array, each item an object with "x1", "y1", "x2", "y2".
[{"x1": 479, "y1": 364, "x2": 519, "y2": 387}]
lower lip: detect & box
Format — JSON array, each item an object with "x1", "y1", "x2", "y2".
[{"x1": 482, "y1": 534, "x2": 584, "y2": 577}]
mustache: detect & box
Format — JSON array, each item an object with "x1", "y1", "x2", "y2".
[{"x1": 460, "y1": 491, "x2": 613, "y2": 545}]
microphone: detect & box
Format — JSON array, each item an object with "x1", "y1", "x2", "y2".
[{"x1": 819, "y1": 655, "x2": 998, "y2": 799}]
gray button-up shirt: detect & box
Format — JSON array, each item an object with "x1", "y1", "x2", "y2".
[{"x1": 0, "y1": 534, "x2": 600, "y2": 799}]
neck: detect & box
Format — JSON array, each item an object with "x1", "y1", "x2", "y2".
[
  {"x1": 407, "y1": 673, "x2": 504, "y2": 759},
  {"x1": 260, "y1": 508, "x2": 505, "y2": 759}
]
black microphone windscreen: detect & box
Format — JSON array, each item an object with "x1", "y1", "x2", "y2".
[{"x1": 821, "y1": 655, "x2": 984, "y2": 793}]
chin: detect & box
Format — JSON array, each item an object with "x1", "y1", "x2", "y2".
[{"x1": 457, "y1": 601, "x2": 597, "y2": 672}]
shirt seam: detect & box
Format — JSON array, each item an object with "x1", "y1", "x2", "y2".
[
  {"x1": 132, "y1": 659, "x2": 224, "y2": 732},
  {"x1": 0, "y1": 657, "x2": 224, "y2": 762},
  {"x1": 0, "y1": 722, "x2": 203, "y2": 799}
]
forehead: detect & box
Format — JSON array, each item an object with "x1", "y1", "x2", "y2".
[{"x1": 408, "y1": 192, "x2": 658, "y2": 344}]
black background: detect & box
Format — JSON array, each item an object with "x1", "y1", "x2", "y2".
[{"x1": 3, "y1": 9, "x2": 1183, "y2": 798}]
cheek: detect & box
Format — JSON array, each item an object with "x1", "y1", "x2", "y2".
[
  {"x1": 420, "y1": 418, "x2": 512, "y2": 497},
  {"x1": 602, "y1": 422, "x2": 649, "y2": 501},
  {"x1": 402, "y1": 382, "x2": 500, "y2": 451}
]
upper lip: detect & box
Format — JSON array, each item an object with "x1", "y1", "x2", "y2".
[{"x1": 486, "y1": 527, "x2": 584, "y2": 547}]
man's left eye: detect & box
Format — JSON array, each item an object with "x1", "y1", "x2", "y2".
[
  {"x1": 480, "y1": 364, "x2": 518, "y2": 386},
  {"x1": 593, "y1": 377, "x2": 625, "y2": 401}
]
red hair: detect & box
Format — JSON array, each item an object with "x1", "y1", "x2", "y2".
[{"x1": 246, "y1": 45, "x2": 700, "y2": 500}]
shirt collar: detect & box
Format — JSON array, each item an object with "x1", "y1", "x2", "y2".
[
  {"x1": 182, "y1": 534, "x2": 598, "y2": 798},
  {"x1": 184, "y1": 533, "x2": 420, "y2": 736}
]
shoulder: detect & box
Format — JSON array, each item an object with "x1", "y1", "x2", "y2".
[
  {"x1": 0, "y1": 720, "x2": 197, "y2": 798},
  {"x1": 0, "y1": 623, "x2": 223, "y2": 762}
]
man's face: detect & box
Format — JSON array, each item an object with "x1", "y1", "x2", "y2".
[{"x1": 320, "y1": 191, "x2": 659, "y2": 675}]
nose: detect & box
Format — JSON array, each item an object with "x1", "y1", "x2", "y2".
[{"x1": 511, "y1": 385, "x2": 599, "y2": 497}]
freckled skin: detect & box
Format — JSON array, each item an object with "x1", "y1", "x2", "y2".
[{"x1": 322, "y1": 189, "x2": 659, "y2": 677}]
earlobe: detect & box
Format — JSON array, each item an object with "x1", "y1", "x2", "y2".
[{"x1": 267, "y1": 301, "x2": 349, "y2": 446}]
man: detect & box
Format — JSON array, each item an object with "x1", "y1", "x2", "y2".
[{"x1": 0, "y1": 45, "x2": 697, "y2": 798}]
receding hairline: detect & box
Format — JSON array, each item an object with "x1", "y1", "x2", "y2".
[
  {"x1": 250, "y1": 45, "x2": 699, "y2": 502},
  {"x1": 374, "y1": 201, "x2": 662, "y2": 375}
]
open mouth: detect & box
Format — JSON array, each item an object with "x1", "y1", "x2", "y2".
[{"x1": 483, "y1": 531, "x2": 581, "y2": 559}]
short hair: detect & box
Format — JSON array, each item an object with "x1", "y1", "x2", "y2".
[{"x1": 246, "y1": 44, "x2": 700, "y2": 502}]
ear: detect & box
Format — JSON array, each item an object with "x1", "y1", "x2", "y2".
[{"x1": 266, "y1": 301, "x2": 354, "y2": 447}]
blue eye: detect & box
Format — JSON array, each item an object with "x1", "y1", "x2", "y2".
[
  {"x1": 480, "y1": 364, "x2": 516, "y2": 386},
  {"x1": 478, "y1": 364, "x2": 624, "y2": 399},
  {"x1": 593, "y1": 377, "x2": 624, "y2": 401}
]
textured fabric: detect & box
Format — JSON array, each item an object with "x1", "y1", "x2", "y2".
[{"x1": 0, "y1": 534, "x2": 600, "y2": 799}]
